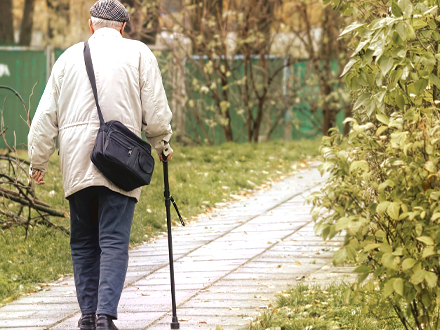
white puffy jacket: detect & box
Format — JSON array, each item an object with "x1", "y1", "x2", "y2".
[{"x1": 28, "y1": 28, "x2": 173, "y2": 201}]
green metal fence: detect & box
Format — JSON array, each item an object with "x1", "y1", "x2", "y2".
[
  {"x1": 0, "y1": 47, "x2": 48, "y2": 148},
  {"x1": 0, "y1": 47, "x2": 344, "y2": 149}
]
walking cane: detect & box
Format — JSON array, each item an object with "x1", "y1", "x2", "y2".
[{"x1": 162, "y1": 153, "x2": 185, "y2": 329}]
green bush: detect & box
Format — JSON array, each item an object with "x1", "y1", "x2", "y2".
[{"x1": 309, "y1": 1, "x2": 440, "y2": 329}]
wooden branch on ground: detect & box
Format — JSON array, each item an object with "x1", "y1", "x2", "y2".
[
  {"x1": 0, "y1": 87, "x2": 69, "y2": 236},
  {"x1": 0, "y1": 186, "x2": 68, "y2": 218},
  {"x1": 0, "y1": 209, "x2": 69, "y2": 235}
]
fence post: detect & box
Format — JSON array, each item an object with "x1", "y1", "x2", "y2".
[
  {"x1": 171, "y1": 56, "x2": 186, "y2": 138},
  {"x1": 45, "y1": 45, "x2": 51, "y2": 82},
  {"x1": 283, "y1": 56, "x2": 291, "y2": 141}
]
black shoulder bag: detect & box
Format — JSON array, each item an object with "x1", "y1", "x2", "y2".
[{"x1": 83, "y1": 41, "x2": 155, "y2": 191}]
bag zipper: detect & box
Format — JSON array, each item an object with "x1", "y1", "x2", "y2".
[
  {"x1": 109, "y1": 132, "x2": 133, "y2": 154},
  {"x1": 110, "y1": 130, "x2": 151, "y2": 155}
]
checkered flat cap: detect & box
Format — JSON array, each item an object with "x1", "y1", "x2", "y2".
[{"x1": 90, "y1": 0, "x2": 129, "y2": 22}]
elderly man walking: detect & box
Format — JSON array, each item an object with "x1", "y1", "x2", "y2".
[{"x1": 28, "y1": 0, "x2": 173, "y2": 329}]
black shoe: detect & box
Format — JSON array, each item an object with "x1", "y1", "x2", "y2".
[
  {"x1": 96, "y1": 315, "x2": 118, "y2": 330},
  {"x1": 78, "y1": 313, "x2": 96, "y2": 330}
]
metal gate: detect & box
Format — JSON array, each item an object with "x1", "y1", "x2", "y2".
[{"x1": 0, "y1": 46, "x2": 49, "y2": 149}]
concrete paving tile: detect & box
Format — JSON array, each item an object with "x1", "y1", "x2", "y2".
[
  {"x1": 213, "y1": 278, "x2": 307, "y2": 288},
  {"x1": 127, "y1": 259, "x2": 176, "y2": 268},
  {"x1": 180, "y1": 298, "x2": 276, "y2": 309},
  {"x1": 223, "y1": 269, "x2": 320, "y2": 280},
  {"x1": 187, "y1": 248, "x2": 263, "y2": 258},
  {"x1": 238, "y1": 258, "x2": 319, "y2": 265},
  {"x1": 117, "y1": 304, "x2": 171, "y2": 313},
  {"x1": 176, "y1": 307, "x2": 259, "y2": 317},
  {"x1": 0, "y1": 317, "x2": 61, "y2": 328},
  {"x1": 204, "y1": 286, "x2": 279, "y2": 295},
  {"x1": 148, "y1": 316, "x2": 254, "y2": 330},
  {"x1": 176, "y1": 256, "x2": 249, "y2": 264},
  {"x1": 0, "y1": 311, "x2": 35, "y2": 320},
  {"x1": 130, "y1": 282, "x2": 207, "y2": 291},
  {"x1": 112, "y1": 313, "x2": 164, "y2": 330},
  {"x1": 189, "y1": 292, "x2": 276, "y2": 303},
  {"x1": 235, "y1": 222, "x2": 309, "y2": 232},
  {"x1": 139, "y1": 270, "x2": 227, "y2": 280},
  {"x1": 4, "y1": 295, "x2": 78, "y2": 305},
  {"x1": 119, "y1": 290, "x2": 195, "y2": 307},
  {"x1": 0, "y1": 328, "x2": 46, "y2": 330},
  {"x1": 49, "y1": 313, "x2": 83, "y2": 330},
  {"x1": 154, "y1": 264, "x2": 239, "y2": 274},
  {"x1": 255, "y1": 251, "x2": 335, "y2": 259},
  {"x1": 236, "y1": 265, "x2": 325, "y2": 275},
  {"x1": 133, "y1": 275, "x2": 221, "y2": 287},
  {"x1": 0, "y1": 303, "x2": 78, "y2": 313}
]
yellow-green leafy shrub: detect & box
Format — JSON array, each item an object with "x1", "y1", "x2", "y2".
[{"x1": 310, "y1": 1, "x2": 440, "y2": 329}]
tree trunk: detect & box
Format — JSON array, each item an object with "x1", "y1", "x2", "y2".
[
  {"x1": 46, "y1": 0, "x2": 70, "y2": 45},
  {"x1": 255, "y1": 0, "x2": 279, "y2": 51},
  {"x1": 141, "y1": 7, "x2": 159, "y2": 44},
  {"x1": 320, "y1": 6, "x2": 340, "y2": 135},
  {"x1": 19, "y1": 0, "x2": 36, "y2": 46},
  {"x1": 0, "y1": 0, "x2": 14, "y2": 43},
  {"x1": 222, "y1": 123, "x2": 233, "y2": 142},
  {"x1": 343, "y1": 105, "x2": 352, "y2": 135},
  {"x1": 252, "y1": 100, "x2": 265, "y2": 142},
  {"x1": 121, "y1": 0, "x2": 142, "y2": 40},
  {"x1": 189, "y1": 0, "x2": 223, "y2": 53}
]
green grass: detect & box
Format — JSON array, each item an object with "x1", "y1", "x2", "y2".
[
  {"x1": 0, "y1": 139, "x2": 320, "y2": 304},
  {"x1": 247, "y1": 284, "x2": 408, "y2": 330}
]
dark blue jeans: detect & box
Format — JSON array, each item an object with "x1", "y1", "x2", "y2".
[{"x1": 69, "y1": 186, "x2": 136, "y2": 319}]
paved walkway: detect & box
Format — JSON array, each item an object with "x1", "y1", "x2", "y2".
[{"x1": 0, "y1": 164, "x2": 355, "y2": 330}]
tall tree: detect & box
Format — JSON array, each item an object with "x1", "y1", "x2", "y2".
[
  {"x1": 0, "y1": 0, "x2": 14, "y2": 43},
  {"x1": 121, "y1": 0, "x2": 142, "y2": 40},
  {"x1": 255, "y1": 0, "x2": 280, "y2": 51},
  {"x1": 46, "y1": 0, "x2": 70, "y2": 45},
  {"x1": 140, "y1": 3, "x2": 160, "y2": 45},
  {"x1": 292, "y1": 0, "x2": 345, "y2": 136},
  {"x1": 189, "y1": 0, "x2": 224, "y2": 54},
  {"x1": 19, "y1": 0, "x2": 36, "y2": 46}
]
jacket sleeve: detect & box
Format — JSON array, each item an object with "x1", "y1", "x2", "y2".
[
  {"x1": 27, "y1": 61, "x2": 61, "y2": 176},
  {"x1": 139, "y1": 48, "x2": 173, "y2": 154}
]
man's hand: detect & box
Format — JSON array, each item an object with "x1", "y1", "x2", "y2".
[
  {"x1": 31, "y1": 170, "x2": 45, "y2": 185},
  {"x1": 159, "y1": 148, "x2": 173, "y2": 162}
]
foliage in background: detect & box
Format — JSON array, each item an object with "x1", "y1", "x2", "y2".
[
  {"x1": 247, "y1": 284, "x2": 407, "y2": 330},
  {"x1": 0, "y1": 0, "x2": 351, "y2": 144},
  {"x1": 126, "y1": 0, "x2": 351, "y2": 144},
  {"x1": 0, "y1": 139, "x2": 320, "y2": 304},
  {"x1": 309, "y1": 0, "x2": 440, "y2": 329}
]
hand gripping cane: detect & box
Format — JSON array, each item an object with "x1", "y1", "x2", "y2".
[{"x1": 162, "y1": 151, "x2": 185, "y2": 329}]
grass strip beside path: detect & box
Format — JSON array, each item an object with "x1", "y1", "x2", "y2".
[
  {"x1": 247, "y1": 284, "x2": 407, "y2": 330},
  {"x1": 0, "y1": 140, "x2": 320, "y2": 304}
]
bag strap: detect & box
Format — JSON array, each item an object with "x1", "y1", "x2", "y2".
[{"x1": 83, "y1": 41, "x2": 105, "y2": 125}]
